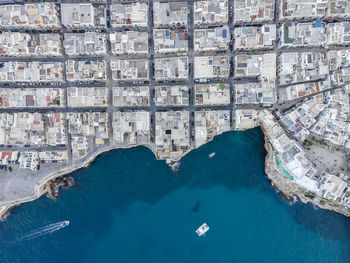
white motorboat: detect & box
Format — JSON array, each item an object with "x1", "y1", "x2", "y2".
[
  {"x1": 196, "y1": 223, "x2": 209, "y2": 236},
  {"x1": 209, "y1": 152, "x2": 215, "y2": 158}
]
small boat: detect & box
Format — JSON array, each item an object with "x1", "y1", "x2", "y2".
[
  {"x1": 63, "y1": 220, "x2": 70, "y2": 226},
  {"x1": 196, "y1": 223, "x2": 209, "y2": 236},
  {"x1": 208, "y1": 152, "x2": 215, "y2": 158}
]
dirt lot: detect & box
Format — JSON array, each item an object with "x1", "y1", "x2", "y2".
[{"x1": 305, "y1": 140, "x2": 348, "y2": 174}]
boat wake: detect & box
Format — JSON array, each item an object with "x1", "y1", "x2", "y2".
[
  {"x1": 312, "y1": 204, "x2": 320, "y2": 210},
  {"x1": 169, "y1": 161, "x2": 181, "y2": 174},
  {"x1": 15, "y1": 221, "x2": 69, "y2": 242}
]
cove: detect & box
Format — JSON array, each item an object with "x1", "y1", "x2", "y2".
[{"x1": 0, "y1": 128, "x2": 349, "y2": 263}]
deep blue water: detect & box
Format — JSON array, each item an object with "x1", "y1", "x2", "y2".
[{"x1": 0, "y1": 128, "x2": 350, "y2": 263}]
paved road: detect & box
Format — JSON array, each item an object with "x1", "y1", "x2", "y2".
[{"x1": 0, "y1": 0, "x2": 348, "y2": 158}]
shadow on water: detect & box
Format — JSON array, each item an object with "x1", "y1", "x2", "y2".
[
  {"x1": 190, "y1": 201, "x2": 200, "y2": 214},
  {"x1": 0, "y1": 128, "x2": 267, "y2": 263},
  {"x1": 70, "y1": 128, "x2": 267, "y2": 213},
  {"x1": 1, "y1": 127, "x2": 350, "y2": 263}
]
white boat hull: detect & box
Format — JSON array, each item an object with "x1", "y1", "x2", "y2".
[{"x1": 196, "y1": 223, "x2": 209, "y2": 236}]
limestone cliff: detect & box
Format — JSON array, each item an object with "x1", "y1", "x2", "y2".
[{"x1": 261, "y1": 124, "x2": 350, "y2": 217}]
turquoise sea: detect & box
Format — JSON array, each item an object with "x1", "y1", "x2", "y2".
[{"x1": 0, "y1": 128, "x2": 350, "y2": 263}]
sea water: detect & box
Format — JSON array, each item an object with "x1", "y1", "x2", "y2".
[{"x1": 0, "y1": 128, "x2": 349, "y2": 263}]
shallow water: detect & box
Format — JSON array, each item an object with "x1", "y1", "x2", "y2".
[{"x1": 0, "y1": 128, "x2": 349, "y2": 263}]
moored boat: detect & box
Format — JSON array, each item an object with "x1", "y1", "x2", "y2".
[{"x1": 196, "y1": 223, "x2": 209, "y2": 236}]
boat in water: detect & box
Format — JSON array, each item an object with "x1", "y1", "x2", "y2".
[
  {"x1": 208, "y1": 152, "x2": 215, "y2": 158},
  {"x1": 196, "y1": 223, "x2": 209, "y2": 236},
  {"x1": 16, "y1": 220, "x2": 71, "y2": 242}
]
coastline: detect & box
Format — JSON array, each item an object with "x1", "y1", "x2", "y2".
[
  {"x1": 260, "y1": 123, "x2": 350, "y2": 217},
  {"x1": 1, "y1": 127, "x2": 346, "y2": 263},
  {"x1": 0, "y1": 143, "x2": 159, "y2": 219},
  {"x1": 0, "y1": 129, "x2": 231, "y2": 219},
  {"x1": 2, "y1": 125, "x2": 350, "y2": 220}
]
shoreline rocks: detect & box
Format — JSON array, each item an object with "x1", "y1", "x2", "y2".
[
  {"x1": 2, "y1": 126, "x2": 350, "y2": 220},
  {"x1": 261, "y1": 123, "x2": 350, "y2": 217}
]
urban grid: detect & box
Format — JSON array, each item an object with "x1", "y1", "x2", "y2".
[{"x1": 1, "y1": 0, "x2": 350, "y2": 216}]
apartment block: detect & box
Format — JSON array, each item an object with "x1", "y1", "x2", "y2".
[
  {"x1": 0, "y1": 112, "x2": 66, "y2": 146},
  {"x1": 194, "y1": 56, "x2": 230, "y2": 79},
  {"x1": 111, "y1": 59, "x2": 149, "y2": 81},
  {"x1": 0, "y1": 88, "x2": 64, "y2": 108},
  {"x1": 234, "y1": 53, "x2": 276, "y2": 81},
  {"x1": 66, "y1": 60, "x2": 107, "y2": 82},
  {"x1": 110, "y1": 31, "x2": 148, "y2": 55},
  {"x1": 112, "y1": 111, "x2": 150, "y2": 145},
  {"x1": 279, "y1": 52, "x2": 329, "y2": 85},
  {"x1": 194, "y1": 26, "x2": 230, "y2": 51},
  {"x1": 326, "y1": 22, "x2": 350, "y2": 46},
  {"x1": 235, "y1": 82, "x2": 276, "y2": 104},
  {"x1": 195, "y1": 83, "x2": 230, "y2": 105},
  {"x1": 279, "y1": 79, "x2": 330, "y2": 101},
  {"x1": 63, "y1": 32, "x2": 107, "y2": 56},
  {"x1": 0, "y1": 61, "x2": 64, "y2": 82},
  {"x1": 234, "y1": 25, "x2": 276, "y2": 50},
  {"x1": 195, "y1": 110, "x2": 230, "y2": 148},
  {"x1": 68, "y1": 87, "x2": 108, "y2": 107},
  {"x1": 113, "y1": 86, "x2": 149, "y2": 107},
  {"x1": 67, "y1": 112, "x2": 109, "y2": 160},
  {"x1": 155, "y1": 111, "x2": 190, "y2": 161},
  {"x1": 280, "y1": 0, "x2": 326, "y2": 20},
  {"x1": 194, "y1": 0, "x2": 228, "y2": 26},
  {"x1": 234, "y1": 109, "x2": 259, "y2": 130},
  {"x1": 0, "y1": 33, "x2": 62, "y2": 57},
  {"x1": 110, "y1": 3, "x2": 148, "y2": 28},
  {"x1": 154, "y1": 57, "x2": 189, "y2": 80},
  {"x1": 235, "y1": 0, "x2": 274, "y2": 22},
  {"x1": 328, "y1": 50, "x2": 350, "y2": 85},
  {"x1": 153, "y1": 1, "x2": 188, "y2": 27},
  {"x1": 153, "y1": 29, "x2": 188, "y2": 54},
  {"x1": 61, "y1": 4, "x2": 106, "y2": 28},
  {"x1": 0, "y1": 3, "x2": 60, "y2": 29},
  {"x1": 280, "y1": 22, "x2": 326, "y2": 47},
  {"x1": 155, "y1": 86, "x2": 189, "y2": 106}
]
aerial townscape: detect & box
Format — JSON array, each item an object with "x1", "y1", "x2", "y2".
[{"x1": 1, "y1": 0, "x2": 350, "y2": 219}]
